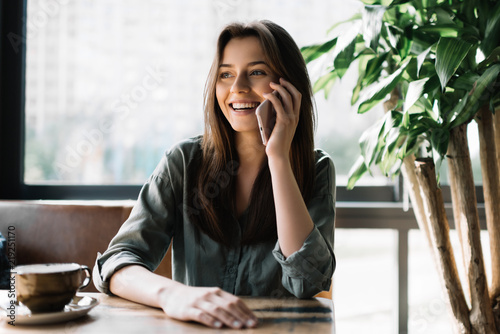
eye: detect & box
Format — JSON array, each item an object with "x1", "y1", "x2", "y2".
[
  {"x1": 219, "y1": 72, "x2": 233, "y2": 79},
  {"x1": 250, "y1": 69, "x2": 266, "y2": 76}
]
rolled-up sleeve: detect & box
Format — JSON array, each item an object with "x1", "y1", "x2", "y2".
[
  {"x1": 272, "y1": 152, "x2": 336, "y2": 298},
  {"x1": 93, "y1": 158, "x2": 178, "y2": 294}
]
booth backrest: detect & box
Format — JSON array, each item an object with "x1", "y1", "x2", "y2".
[{"x1": 0, "y1": 200, "x2": 172, "y2": 292}]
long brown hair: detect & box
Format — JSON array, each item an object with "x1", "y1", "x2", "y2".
[{"x1": 188, "y1": 20, "x2": 316, "y2": 246}]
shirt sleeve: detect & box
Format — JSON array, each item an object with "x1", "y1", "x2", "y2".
[
  {"x1": 272, "y1": 152, "x2": 336, "y2": 298},
  {"x1": 92, "y1": 156, "x2": 178, "y2": 295}
]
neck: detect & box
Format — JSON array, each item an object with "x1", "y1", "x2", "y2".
[{"x1": 234, "y1": 132, "x2": 266, "y2": 168}]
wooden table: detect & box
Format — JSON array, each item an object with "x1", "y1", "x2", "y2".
[{"x1": 1, "y1": 292, "x2": 335, "y2": 333}]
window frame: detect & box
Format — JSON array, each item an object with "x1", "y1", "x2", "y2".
[{"x1": 0, "y1": 0, "x2": 25, "y2": 200}]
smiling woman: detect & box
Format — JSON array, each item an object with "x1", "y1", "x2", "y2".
[{"x1": 92, "y1": 20, "x2": 336, "y2": 330}]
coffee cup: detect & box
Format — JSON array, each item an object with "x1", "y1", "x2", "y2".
[{"x1": 14, "y1": 263, "x2": 91, "y2": 313}]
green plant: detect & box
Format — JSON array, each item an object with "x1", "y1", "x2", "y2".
[
  {"x1": 303, "y1": 0, "x2": 499, "y2": 186},
  {"x1": 302, "y1": 0, "x2": 500, "y2": 332}
]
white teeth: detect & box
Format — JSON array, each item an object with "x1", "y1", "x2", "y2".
[{"x1": 232, "y1": 102, "x2": 259, "y2": 109}]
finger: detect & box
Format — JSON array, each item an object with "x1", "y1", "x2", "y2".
[
  {"x1": 208, "y1": 290, "x2": 258, "y2": 328},
  {"x1": 188, "y1": 307, "x2": 223, "y2": 329},
  {"x1": 279, "y1": 78, "x2": 302, "y2": 117},
  {"x1": 214, "y1": 289, "x2": 256, "y2": 318},
  {"x1": 269, "y1": 82, "x2": 292, "y2": 115},
  {"x1": 214, "y1": 292, "x2": 258, "y2": 327},
  {"x1": 197, "y1": 299, "x2": 245, "y2": 329},
  {"x1": 263, "y1": 90, "x2": 285, "y2": 119}
]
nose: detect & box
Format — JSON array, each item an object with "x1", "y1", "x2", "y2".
[{"x1": 230, "y1": 73, "x2": 250, "y2": 94}]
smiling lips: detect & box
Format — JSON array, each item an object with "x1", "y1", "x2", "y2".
[{"x1": 230, "y1": 102, "x2": 260, "y2": 111}]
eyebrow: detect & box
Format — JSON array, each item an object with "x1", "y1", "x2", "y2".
[{"x1": 219, "y1": 60, "x2": 268, "y2": 68}]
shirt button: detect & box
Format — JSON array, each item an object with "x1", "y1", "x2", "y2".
[{"x1": 228, "y1": 267, "x2": 237, "y2": 274}]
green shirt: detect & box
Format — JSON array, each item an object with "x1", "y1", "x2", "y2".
[{"x1": 93, "y1": 136, "x2": 336, "y2": 298}]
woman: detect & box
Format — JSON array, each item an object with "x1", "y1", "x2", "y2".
[{"x1": 93, "y1": 20, "x2": 336, "y2": 329}]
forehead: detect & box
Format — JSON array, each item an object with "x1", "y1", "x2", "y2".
[{"x1": 221, "y1": 36, "x2": 266, "y2": 64}]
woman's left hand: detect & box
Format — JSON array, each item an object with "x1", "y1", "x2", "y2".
[{"x1": 263, "y1": 78, "x2": 301, "y2": 160}]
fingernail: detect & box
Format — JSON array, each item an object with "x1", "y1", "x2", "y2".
[
  {"x1": 246, "y1": 319, "x2": 256, "y2": 327},
  {"x1": 214, "y1": 321, "x2": 222, "y2": 328},
  {"x1": 232, "y1": 320, "x2": 242, "y2": 328}
]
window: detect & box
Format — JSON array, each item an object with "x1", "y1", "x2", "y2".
[
  {"x1": 334, "y1": 229, "x2": 396, "y2": 333},
  {"x1": 4, "y1": 0, "x2": 485, "y2": 195},
  {"x1": 22, "y1": 0, "x2": 390, "y2": 188}
]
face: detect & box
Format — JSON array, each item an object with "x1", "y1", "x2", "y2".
[{"x1": 216, "y1": 36, "x2": 279, "y2": 135}]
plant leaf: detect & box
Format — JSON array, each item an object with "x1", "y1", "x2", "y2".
[
  {"x1": 449, "y1": 63, "x2": 500, "y2": 128},
  {"x1": 352, "y1": 76, "x2": 364, "y2": 105},
  {"x1": 446, "y1": 93, "x2": 470, "y2": 126},
  {"x1": 347, "y1": 156, "x2": 369, "y2": 189},
  {"x1": 388, "y1": 0, "x2": 412, "y2": 7},
  {"x1": 416, "y1": 46, "x2": 432, "y2": 77},
  {"x1": 435, "y1": 37, "x2": 472, "y2": 91},
  {"x1": 383, "y1": 109, "x2": 403, "y2": 138},
  {"x1": 301, "y1": 38, "x2": 338, "y2": 63},
  {"x1": 362, "y1": 5, "x2": 387, "y2": 51},
  {"x1": 414, "y1": 97, "x2": 435, "y2": 116},
  {"x1": 478, "y1": 46, "x2": 500, "y2": 71},
  {"x1": 359, "y1": 117, "x2": 386, "y2": 166},
  {"x1": 434, "y1": 7, "x2": 454, "y2": 25},
  {"x1": 312, "y1": 70, "x2": 338, "y2": 96},
  {"x1": 334, "y1": 39, "x2": 356, "y2": 79},
  {"x1": 416, "y1": 24, "x2": 479, "y2": 38},
  {"x1": 430, "y1": 127, "x2": 450, "y2": 158},
  {"x1": 481, "y1": 1, "x2": 500, "y2": 56},
  {"x1": 323, "y1": 75, "x2": 338, "y2": 100},
  {"x1": 362, "y1": 52, "x2": 388, "y2": 87},
  {"x1": 404, "y1": 78, "x2": 429, "y2": 112},
  {"x1": 450, "y1": 72, "x2": 480, "y2": 91},
  {"x1": 385, "y1": 23, "x2": 401, "y2": 52},
  {"x1": 358, "y1": 59, "x2": 410, "y2": 114},
  {"x1": 381, "y1": 135, "x2": 403, "y2": 176},
  {"x1": 332, "y1": 21, "x2": 362, "y2": 61}
]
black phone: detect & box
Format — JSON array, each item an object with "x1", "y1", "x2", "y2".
[{"x1": 255, "y1": 91, "x2": 278, "y2": 145}]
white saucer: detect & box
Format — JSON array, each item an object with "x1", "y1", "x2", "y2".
[{"x1": 1, "y1": 295, "x2": 99, "y2": 325}]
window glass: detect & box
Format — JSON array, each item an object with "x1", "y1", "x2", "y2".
[
  {"x1": 24, "y1": 0, "x2": 390, "y2": 185},
  {"x1": 333, "y1": 229, "x2": 396, "y2": 333}
]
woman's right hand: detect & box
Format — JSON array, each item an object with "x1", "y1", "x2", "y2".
[{"x1": 158, "y1": 285, "x2": 258, "y2": 329}]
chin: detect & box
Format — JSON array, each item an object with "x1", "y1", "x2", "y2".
[{"x1": 230, "y1": 122, "x2": 258, "y2": 133}]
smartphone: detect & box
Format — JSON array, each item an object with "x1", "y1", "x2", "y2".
[{"x1": 255, "y1": 91, "x2": 278, "y2": 146}]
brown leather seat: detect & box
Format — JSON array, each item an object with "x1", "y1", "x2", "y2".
[{"x1": 0, "y1": 200, "x2": 172, "y2": 292}]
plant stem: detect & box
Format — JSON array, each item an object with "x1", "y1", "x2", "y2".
[
  {"x1": 494, "y1": 110, "x2": 500, "y2": 181},
  {"x1": 415, "y1": 158, "x2": 471, "y2": 333},
  {"x1": 401, "y1": 155, "x2": 432, "y2": 247},
  {"x1": 447, "y1": 124, "x2": 498, "y2": 334},
  {"x1": 476, "y1": 106, "x2": 500, "y2": 328},
  {"x1": 476, "y1": 105, "x2": 500, "y2": 299},
  {"x1": 448, "y1": 157, "x2": 471, "y2": 302}
]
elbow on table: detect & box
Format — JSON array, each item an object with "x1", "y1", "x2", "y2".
[{"x1": 283, "y1": 276, "x2": 332, "y2": 299}]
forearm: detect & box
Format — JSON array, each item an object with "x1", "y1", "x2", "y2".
[
  {"x1": 109, "y1": 264, "x2": 257, "y2": 329},
  {"x1": 268, "y1": 156, "x2": 314, "y2": 258},
  {"x1": 109, "y1": 265, "x2": 183, "y2": 308}
]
